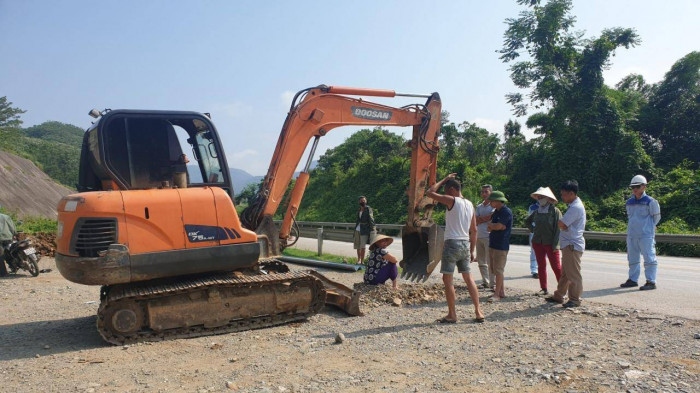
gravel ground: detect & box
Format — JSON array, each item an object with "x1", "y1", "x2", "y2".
[{"x1": 1, "y1": 257, "x2": 699, "y2": 393}]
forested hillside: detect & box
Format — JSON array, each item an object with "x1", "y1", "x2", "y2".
[{"x1": 0, "y1": 109, "x2": 83, "y2": 189}]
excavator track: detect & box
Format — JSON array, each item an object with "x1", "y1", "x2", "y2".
[{"x1": 97, "y1": 268, "x2": 325, "y2": 345}]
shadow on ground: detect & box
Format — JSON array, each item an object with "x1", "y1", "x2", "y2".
[{"x1": 0, "y1": 315, "x2": 105, "y2": 361}]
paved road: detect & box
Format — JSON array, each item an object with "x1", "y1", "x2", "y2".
[{"x1": 289, "y1": 237, "x2": 700, "y2": 320}]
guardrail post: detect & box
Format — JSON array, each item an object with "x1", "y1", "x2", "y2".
[{"x1": 317, "y1": 227, "x2": 324, "y2": 256}]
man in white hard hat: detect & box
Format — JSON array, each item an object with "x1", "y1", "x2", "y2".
[{"x1": 620, "y1": 175, "x2": 661, "y2": 290}]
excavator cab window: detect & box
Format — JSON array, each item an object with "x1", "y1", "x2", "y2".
[
  {"x1": 190, "y1": 129, "x2": 225, "y2": 185},
  {"x1": 100, "y1": 117, "x2": 182, "y2": 189},
  {"x1": 92, "y1": 112, "x2": 233, "y2": 197}
]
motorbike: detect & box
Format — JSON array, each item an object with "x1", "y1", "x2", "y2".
[{"x1": 2, "y1": 236, "x2": 41, "y2": 277}]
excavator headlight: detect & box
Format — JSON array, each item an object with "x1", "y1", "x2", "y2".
[
  {"x1": 61, "y1": 196, "x2": 85, "y2": 212},
  {"x1": 64, "y1": 200, "x2": 79, "y2": 212}
]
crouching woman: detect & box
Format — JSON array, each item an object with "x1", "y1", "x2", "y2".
[{"x1": 363, "y1": 234, "x2": 399, "y2": 289}]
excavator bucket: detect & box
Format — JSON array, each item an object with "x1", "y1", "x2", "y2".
[
  {"x1": 400, "y1": 224, "x2": 444, "y2": 283},
  {"x1": 306, "y1": 270, "x2": 363, "y2": 316}
]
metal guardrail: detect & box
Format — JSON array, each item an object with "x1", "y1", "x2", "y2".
[{"x1": 285, "y1": 221, "x2": 700, "y2": 245}]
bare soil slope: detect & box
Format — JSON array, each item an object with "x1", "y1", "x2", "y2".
[{"x1": 0, "y1": 150, "x2": 73, "y2": 218}]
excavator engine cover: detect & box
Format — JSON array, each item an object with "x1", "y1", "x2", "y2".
[{"x1": 400, "y1": 223, "x2": 444, "y2": 282}]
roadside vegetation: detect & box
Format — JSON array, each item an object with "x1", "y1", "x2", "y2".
[{"x1": 281, "y1": 248, "x2": 348, "y2": 265}]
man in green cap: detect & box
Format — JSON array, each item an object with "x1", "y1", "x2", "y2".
[{"x1": 486, "y1": 190, "x2": 512, "y2": 301}]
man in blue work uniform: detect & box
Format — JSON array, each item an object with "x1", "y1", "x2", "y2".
[{"x1": 620, "y1": 175, "x2": 661, "y2": 291}]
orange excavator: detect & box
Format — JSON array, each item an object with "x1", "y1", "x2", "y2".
[{"x1": 55, "y1": 85, "x2": 443, "y2": 344}]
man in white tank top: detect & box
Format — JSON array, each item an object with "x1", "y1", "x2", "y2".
[{"x1": 427, "y1": 173, "x2": 485, "y2": 323}]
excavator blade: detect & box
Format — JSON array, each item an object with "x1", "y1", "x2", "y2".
[
  {"x1": 306, "y1": 270, "x2": 363, "y2": 316},
  {"x1": 400, "y1": 224, "x2": 444, "y2": 283}
]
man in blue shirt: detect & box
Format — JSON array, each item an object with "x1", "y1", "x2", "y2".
[
  {"x1": 620, "y1": 175, "x2": 661, "y2": 291},
  {"x1": 546, "y1": 180, "x2": 586, "y2": 308},
  {"x1": 486, "y1": 191, "x2": 512, "y2": 302}
]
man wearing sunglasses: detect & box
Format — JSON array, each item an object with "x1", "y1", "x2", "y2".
[{"x1": 620, "y1": 175, "x2": 661, "y2": 290}]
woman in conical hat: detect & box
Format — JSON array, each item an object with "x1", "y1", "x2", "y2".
[
  {"x1": 525, "y1": 187, "x2": 563, "y2": 295},
  {"x1": 363, "y1": 234, "x2": 399, "y2": 289}
]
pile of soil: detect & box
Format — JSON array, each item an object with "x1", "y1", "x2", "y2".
[
  {"x1": 354, "y1": 282, "x2": 446, "y2": 308},
  {"x1": 19, "y1": 232, "x2": 57, "y2": 257}
]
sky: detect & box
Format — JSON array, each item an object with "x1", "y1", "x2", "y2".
[{"x1": 1, "y1": 0, "x2": 698, "y2": 175}]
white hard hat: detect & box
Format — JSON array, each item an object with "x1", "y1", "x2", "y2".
[{"x1": 629, "y1": 175, "x2": 648, "y2": 186}]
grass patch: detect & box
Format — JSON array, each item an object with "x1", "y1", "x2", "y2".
[{"x1": 282, "y1": 248, "x2": 350, "y2": 264}]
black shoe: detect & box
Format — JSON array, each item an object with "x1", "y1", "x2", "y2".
[
  {"x1": 545, "y1": 296, "x2": 563, "y2": 304},
  {"x1": 620, "y1": 279, "x2": 638, "y2": 288},
  {"x1": 531, "y1": 273, "x2": 539, "y2": 279},
  {"x1": 639, "y1": 281, "x2": 656, "y2": 291},
  {"x1": 562, "y1": 300, "x2": 579, "y2": 308},
  {"x1": 538, "y1": 289, "x2": 548, "y2": 295}
]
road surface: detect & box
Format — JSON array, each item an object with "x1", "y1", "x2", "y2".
[{"x1": 289, "y1": 237, "x2": 700, "y2": 320}]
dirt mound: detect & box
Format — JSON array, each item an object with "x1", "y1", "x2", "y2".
[
  {"x1": 354, "y1": 282, "x2": 445, "y2": 308},
  {"x1": 18, "y1": 231, "x2": 57, "y2": 257}
]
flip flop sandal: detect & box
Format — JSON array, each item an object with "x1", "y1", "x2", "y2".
[{"x1": 436, "y1": 317, "x2": 457, "y2": 324}]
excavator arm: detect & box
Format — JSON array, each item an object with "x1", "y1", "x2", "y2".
[{"x1": 240, "y1": 85, "x2": 443, "y2": 280}]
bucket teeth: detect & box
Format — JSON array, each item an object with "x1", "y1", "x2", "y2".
[
  {"x1": 400, "y1": 271, "x2": 429, "y2": 283},
  {"x1": 400, "y1": 223, "x2": 444, "y2": 284}
]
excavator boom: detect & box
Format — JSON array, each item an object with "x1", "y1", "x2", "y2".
[{"x1": 240, "y1": 85, "x2": 444, "y2": 279}]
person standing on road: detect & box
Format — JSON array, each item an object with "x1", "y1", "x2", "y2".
[
  {"x1": 363, "y1": 234, "x2": 400, "y2": 289},
  {"x1": 0, "y1": 212, "x2": 18, "y2": 277},
  {"x1": 528, "y1": 200, "x2": 539, "y2": 279},
  {"x1": 486, "y1": 191, "x2": 512, "y2": 302},
  {"x1": 525, "y1": 187, "x2": 563, "y2": 295},
  {"x1": 620, "y1": 175, "x2": 661, "y2": 291},
  {"x1": 426, "y1": 173, "x2": 484, "y2": 323},
  {"x1": 546, "y1": 180, "x2": 586, "y2": 308},
  {"x1": 353, "y1": 196, "x2": 376, "y2": 265},
  {"x1": 475, "y1": 184, "x2": 495, "y2": 290}
]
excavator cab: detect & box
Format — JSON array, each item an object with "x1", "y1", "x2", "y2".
[{"x1": 77, "y1": 110, "x2": 233, "y2": 197}]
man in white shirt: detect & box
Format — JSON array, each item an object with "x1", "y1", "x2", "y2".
[{"x1": 427, "y1": 173, "x2": 484, "y2": 323}]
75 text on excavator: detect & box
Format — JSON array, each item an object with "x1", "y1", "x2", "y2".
[{"x1": 55, "y1": 85, "x2": 444, "y2": 345}]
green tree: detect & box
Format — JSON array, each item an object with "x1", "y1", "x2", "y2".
[
  {"x1": 0, "y1": 96, "x2": 26, "y2": 128},
  {"x1": 0, "y1": 97, "x2": 26, "y2": 155},
  {"x1": 638, "y1": 51, "x2": 700, "y2": 169},
  {"x1": 499, "y1": 0, "x2": 650, "y2": 195}
]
